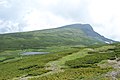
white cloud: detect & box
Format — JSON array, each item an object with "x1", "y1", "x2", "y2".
[
  {"x1": 0, "y1": 0, "x2": 10, "y2": 8},
  {"x1": 23, "y1": 9, "x2": 74, "y2": 31},
  {"x1": 88, "y1": 0, "x2": 120, "y2": 41},
  {"x1": 0, "y1": 20, "x2": 18, "y2": 33},
  {"x1": 0, "y1": 0, "x2": 120, "y2": 41}
]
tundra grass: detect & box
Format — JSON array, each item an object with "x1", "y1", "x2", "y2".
[{"x1": 0, "y1": 46, "x2": 79, "y2": 80}]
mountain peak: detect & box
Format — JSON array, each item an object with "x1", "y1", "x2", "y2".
[
  {"x1": 0, "y1": 23, "x2": 115, "y2": 50},
  {"x1": 60, "y1": 24, "x2": 94, "y2": 33},
  {"x1": 60, "y1": 24, "x2": 115, "y2": 43},
  {"x1": 61, "y1": 24, "x2": 92, "y2": 29}
]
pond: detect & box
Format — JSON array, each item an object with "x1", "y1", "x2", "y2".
[{"x1": 22, "y1": 52, "x2": 49, "y2": 55}]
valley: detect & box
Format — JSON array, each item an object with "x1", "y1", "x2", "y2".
[{"x1": 0, "y1": 24, "x2": 119, "y2": 80}]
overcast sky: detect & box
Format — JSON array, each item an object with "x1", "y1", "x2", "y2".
[{"x1": 0, "y1": 0, "x2": 120, "y2": 41}]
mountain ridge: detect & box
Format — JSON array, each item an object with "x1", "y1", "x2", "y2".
[
  {"x1": 0, "y1": 24, "x2": 115, "y2": 50},
  {"x1": 58, "y1": 24, "x2": 114, "y2": 43}
]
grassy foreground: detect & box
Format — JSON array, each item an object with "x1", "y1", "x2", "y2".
[{"x1": 0, "y1": 43, "x2": 120, "y2": 80}]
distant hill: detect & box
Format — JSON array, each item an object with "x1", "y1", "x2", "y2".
[{"x1": 0, "y1": 24, "x2": 115, "y2": 50}]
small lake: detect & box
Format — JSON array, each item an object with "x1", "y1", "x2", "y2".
[{"x1": 22, "y1": 52, "x2": 49, "y2": 55}]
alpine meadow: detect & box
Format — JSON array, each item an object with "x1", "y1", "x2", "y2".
[
  {"x1": 0, "y1": 24, "x2": 120, "y2": 80},
  {"x1": 0, "y1": 0, "x2": 120, "y2": 80}
]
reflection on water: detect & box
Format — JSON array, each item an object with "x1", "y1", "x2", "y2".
[{"x1": 22, "y1": 52, "x2": 49, "y2": 55}]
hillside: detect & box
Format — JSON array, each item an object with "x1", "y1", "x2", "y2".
[
  {"x1": 0, "y1": 24, "x2": 119, "y2": 80},
  {"x1": 0, "y1": 24, "x2": 114, "y2": 50}
]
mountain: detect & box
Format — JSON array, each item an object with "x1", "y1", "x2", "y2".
[
  {"x1": 61, "y1": 24, "x2": 114, "y2": 43},
  {"x1": 0, "y1": 24, "x2": 115, "y2": 50}
]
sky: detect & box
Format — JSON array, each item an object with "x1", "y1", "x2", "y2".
[{"x1": 0, "y1": 0, "x2": 120, "y2": 41}]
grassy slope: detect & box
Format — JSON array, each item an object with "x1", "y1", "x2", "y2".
[{"x1": 0, "y1": 25, "x2": 105, "y2": 50}]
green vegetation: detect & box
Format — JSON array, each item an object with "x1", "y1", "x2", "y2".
[
  {"x1": 0, "y1": 24, "x2": 114, "y2": 50},
  {"x1": 31, "y1": 68, "x2": 110, "y2": 80},
  {"x1": 65, "y1": 52, "x2": 116, "y2": 68},
  {"x1": 0, "y1": 24, "x2": 118, "y2": 80},
  {"x1": 0, "y1": 46, "x2": 80, "y2": 80},
  {"x1": 65, "y1": 44, "x2": 118, "y2": 68},
  {"x1": 0, "y1": 43, "x2": 120, "y2": 80},
  {"x1": 29, "y1": 43, "x2": 120, "y2": 80}
]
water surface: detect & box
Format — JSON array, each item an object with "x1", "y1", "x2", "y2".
[{"x1": 22, "y1": 52, "x2": 49, "y2": 55}]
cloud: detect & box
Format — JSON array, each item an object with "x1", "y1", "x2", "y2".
[
  {"x1": 88, "y1": 0, "x2": 120, "y2": 41},
  {"x1": 0, "y1": 0, "x2": 120, "y2": 41},
  {"x1": 23, "y1": 9, "x2": 74, "y2": 31},
  {"x1": 0, "y1": 0, "x2": 31, "y2": 33},
  {"x1": 23, "y1": 0, "x2": 88, "y2": 31},
  {"x1": 1, "y1": 0, "x2": 87, "y2": 31},
  {"x1": 0, "y1": 0, "x2": 10, "y2": 8},
  {"x1": 50, "y1": 0, "x2": 90, "y2": 22},
  {"x1": 23, "y1": 0, "x2": 91, "y2": 31},
  {"x1": 0, "y1": 20, "x2": 25, "y2": 33}
]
